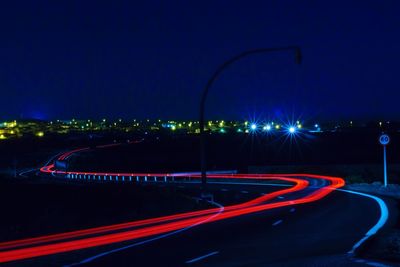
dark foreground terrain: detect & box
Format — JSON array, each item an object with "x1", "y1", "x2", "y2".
[{"x1": 0, "y1": 177, "x2": 212, "y2": 243}]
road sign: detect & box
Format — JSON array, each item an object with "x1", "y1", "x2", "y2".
[
  {"x1": 379, "y1": 134, "x2": 390, "y2": 187},
  {"x1": 379, "y1": 134, "x2": 390, "y2": 145}
]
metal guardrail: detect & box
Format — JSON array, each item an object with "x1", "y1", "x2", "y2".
[{"x1": 61, "y1": 170, "x2": 238, "y2": 184}]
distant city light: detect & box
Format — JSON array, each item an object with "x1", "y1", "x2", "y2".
[
  {"x1": 4, "y1": 121, "x2": 17, "y2": 128},
  {"x1": 263, "y1": 124, "x2": 272, "y2": 131},
  {"x1": 0, "y1": 117, "x2": 390, "y2": 141}
]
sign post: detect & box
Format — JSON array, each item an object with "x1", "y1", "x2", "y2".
[{"x1": 379, "y1": 134, "x2": 390, "y2": 187}]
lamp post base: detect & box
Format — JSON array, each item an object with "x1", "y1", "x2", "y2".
[{"x1": 200, "y1": 192, "x2": 214, "y2": 202}]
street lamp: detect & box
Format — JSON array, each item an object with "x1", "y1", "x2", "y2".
[{"x1": 199, "y1": 46, "x2": 302, "y2": 197}]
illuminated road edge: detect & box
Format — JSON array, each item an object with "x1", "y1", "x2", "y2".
[
  {"x1": 338, "y1": 189, "x2": 389, "y2": 255},
  {"x1": 0, "y1": 146, "x2": 348, "y2": 263}
]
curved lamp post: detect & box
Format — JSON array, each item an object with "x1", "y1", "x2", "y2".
[{"x1": 199, "y1": 46, "x2": 302, "y2": 195}]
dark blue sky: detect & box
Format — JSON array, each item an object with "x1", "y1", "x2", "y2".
[{"x1": 1, "y1": 1, "x2": 399, "y2": 121}]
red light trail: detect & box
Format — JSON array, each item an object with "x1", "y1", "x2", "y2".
[{"x1": 0, "y1": 145, "x2": 345, "y2": 263}]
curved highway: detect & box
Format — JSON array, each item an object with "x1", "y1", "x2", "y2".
[{"x1": 0, "y1": 144, "x2": 390, "y2": 266}]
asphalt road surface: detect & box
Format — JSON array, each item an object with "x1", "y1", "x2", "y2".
[
  {"x1": 1, "y1": 180, "x2": 389, "y2": 267},
  {"x1": 0, "y1": 144, "x2": 392, "y2": 266}
]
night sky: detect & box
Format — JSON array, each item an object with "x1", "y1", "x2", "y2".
[{"x1": 1, "y1": 1, "x2": 399, "y2": 121}]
